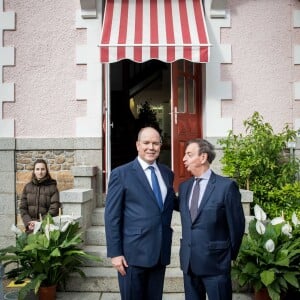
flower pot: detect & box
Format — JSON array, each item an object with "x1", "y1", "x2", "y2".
[
  {"x1": 255, "y1": 288, "x2": 271, "y2": 300},
  {"x1": 38, "y1": 285, "x2": 56, "y2": 300}
]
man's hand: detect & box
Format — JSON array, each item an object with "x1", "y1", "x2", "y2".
[{"x1": 111, "y1": 256, "x2": 128, "y2": 276}]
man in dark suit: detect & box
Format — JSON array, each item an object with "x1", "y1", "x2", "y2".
[
  {"x1": 105, "y1": 127, "x2": 175, "y2": 300},
  {"x1": 178, "y1": 138, "x2": 245, "y2": 300}
]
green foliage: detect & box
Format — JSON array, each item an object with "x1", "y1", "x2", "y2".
[
  {"x1": 232, "y1": 205, "x2": 300, "y2": 300},
  {"x1": 137, "y1": 101, "x2": 162, "y2": 134},
  {"x1": 0, "y1": 215, "x2": 101, "y2": 300},
  {"x1": 218, "y1": 112, "x2": 300, "y2": 218}
]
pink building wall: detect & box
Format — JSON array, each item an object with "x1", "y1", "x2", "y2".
[
  {"x1": 221, "y1": 0, "x2": 300, "y2": 134},
  {"x1": 3, "y1": 0, "x2": 84, "y2": 137}
]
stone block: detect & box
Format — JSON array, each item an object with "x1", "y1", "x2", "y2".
[
  {"x1": 74, "y1": 177, "x2": 93, "y2": 188},
  {"x1": 0, "y1": 214, "x2": 17, "y2": 236},
  {"x1": 240, "y1": 189, "x2": 253, "y2": 203},
  {"x1": 0, "y1": 172, "x2": 14, "y2": 193},
  {"x1": 0, "y1": 151, "x2": 14, "y2": 171},
  {"x1": 0, "y1": 138, "x2": 15, "y2": 150},
  {"x1": 72, "y1": 166, "x2": 98, "y2": 177},
  {"x1": 60, "y1": 188, "x2": 93, "y2": 203},
  {"x1": 0, "y1": 193, "x2": 15, "y2": 214}
]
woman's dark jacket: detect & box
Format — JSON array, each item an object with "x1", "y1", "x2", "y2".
[{"x1": 20, "y1": 176, "x2": 60, "y2": 228}]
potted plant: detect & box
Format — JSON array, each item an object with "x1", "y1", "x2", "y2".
[
  {"x1": 0, "y1": 214, "x2": 101, "y2": 300},
  {"x1": 232, "y1": 204, "x2": 300, "y2": 300}
]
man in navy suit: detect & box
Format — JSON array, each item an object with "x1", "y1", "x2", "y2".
[
  {"x1": 178, "y1": 138, "x2": 245, "y2": 300},
  {"x1": 105, "y1": 127, "x2": 175, "y2": 300}
]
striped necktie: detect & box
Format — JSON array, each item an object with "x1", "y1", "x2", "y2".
[{"x1": 190, "y1": 178, "x2": 201, "y2": 222}]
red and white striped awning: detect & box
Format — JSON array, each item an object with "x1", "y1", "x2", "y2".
[{"x1": 99, "y1": 0, "x2": 211, "y2": 63}]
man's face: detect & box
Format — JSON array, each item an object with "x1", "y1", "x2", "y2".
[
  {"x1": 183, "y1": 143, "x2": 207, "y2": 175},
  {"x1": 136, "y1": 128, "x2": 161, "y2": 164}
]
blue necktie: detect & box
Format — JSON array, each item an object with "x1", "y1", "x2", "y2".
[{"x1": 149, "y1": 166, "x2": 163, "y2": 210}]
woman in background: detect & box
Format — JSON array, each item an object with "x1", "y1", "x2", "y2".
[{"x1": 20, "y1": 159, "x2": 60, "y2": 232}]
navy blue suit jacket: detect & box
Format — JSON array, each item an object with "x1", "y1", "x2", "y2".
[
  {"x1": 105, "y1": 158, "x2": 175, "y2": 267},
  {"x1": 178, "y1": 172, "x2": 245, "y2": 276}
]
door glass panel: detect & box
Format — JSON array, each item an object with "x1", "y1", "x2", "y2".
[
  {"x1": 177, "y1": 76, "x2": 185, "y2": 112},
  {"x1": 186, "y1": 61, "x2": 193, "y2": 75},
  {"x1": 187, "y1": 78, "x2": 195, "y2": 113},
  {"x1": 178, "y1": 60, "x2": 184, "y2": 73}
]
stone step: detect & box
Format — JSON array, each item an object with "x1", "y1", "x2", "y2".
[
  {"x1": 66, "y1": 266, "x2": 184, "y2": 293},
  {"x1": 83, "y1": 245, "x2": 181, "y2": 267},
  {"x1": 85, "y1": 224, "x2": 182, "y2": 246},
  {"x1": 91, "y1": 207, "x2": 105, "y2": 226},
  {"x1": 91, "y1": 208, "x2": 181, "y2": 226}
]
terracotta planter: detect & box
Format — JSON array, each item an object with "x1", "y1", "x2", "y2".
[
  {"x1": 38, "y1": 285, "x2": 57, "y2": 300},
  {"x1": 255, "y1": 288, "x2": 271, "y2": 300}
]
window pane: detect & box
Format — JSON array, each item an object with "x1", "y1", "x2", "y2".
[
  {"x1": 178, "y1": 76, "x2": 185, "y2": 112},
  {"x1": 187, "y1": 78, "x2": 195, "y2": 113}
]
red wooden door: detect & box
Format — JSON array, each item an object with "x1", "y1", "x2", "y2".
[{"x1": 171, "y1": 60, "x2": 203, "y2": 191}]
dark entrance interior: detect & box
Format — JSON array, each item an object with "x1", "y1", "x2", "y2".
[{"x1": 110, "y1": 60, "x2": 171, "y2": 170}]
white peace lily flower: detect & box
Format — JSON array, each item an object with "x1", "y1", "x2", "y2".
[
  {"x1": 33, "y1": 221, "x2": 42, "y2": 234},
  {"x1": 53, "y1": 215, "x2": 76, "y2": 226},
  {"x1": 282, "y1": 223, "x2": 292, "y2": 238},
  {"x1": 254, "y1": 204, "x2": 266, "y2": 221},
  {"x1": 256, "y1": 220, "x2": 266, "y2": 235},
  {"x1": 61, "y1": 221, "x2": 72, "y2": 232},
  {"x1": 44, "y1": 224, "x2": 59, "y2": 240},
  {"x1": 265, "y1": 239, "x2": 275, "y2": 253},
  {"x1": 271, "y1": 217, "x2": 285, "y2": 225},
  {"x1": 10, "y1": 224, "x2": 22, "y2": 236},
  {"x1": 292, "y1": 212, "x2": 299, "y2": 227}
]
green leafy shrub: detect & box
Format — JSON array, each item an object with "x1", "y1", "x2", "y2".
[{"x1": 218, "y1": 112, "x2": 300, "y2": 218}]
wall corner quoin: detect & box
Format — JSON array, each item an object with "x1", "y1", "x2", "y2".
[{"x1": 0, "y1": 137, "x2": 16, "y2": 248}]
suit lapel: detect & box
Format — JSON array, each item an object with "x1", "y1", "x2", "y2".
[
  {"x1": 181, "y1": 179, "x2": 194, "y2": 222},
  {"x1": 132, "y1": 159, "x2": 165, "y2": 210},
  {"x1": 198, "y1": 172, "x2": 216, "y2": 213},
  {"x1": 132, "y1": 159, "x2": 154, "y2": 198}
]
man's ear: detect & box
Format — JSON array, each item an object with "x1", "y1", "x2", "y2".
[{"x1": 200, "y1": 153, "x2": 208, "y2": 164}]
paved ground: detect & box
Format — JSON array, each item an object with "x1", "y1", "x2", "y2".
[
  {"x1": 1, "y1": 291, "x2": 254, "y2": 300},
  {"x1": 2, "y1": 279, "x2": 253, "y2": 300}
]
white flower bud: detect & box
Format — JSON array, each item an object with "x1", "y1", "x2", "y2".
[
  {"x1": 256, "y1": 220, "x2": 266, "y2": 235},
  {"x1": 265, "y1": 239, "x2": 275, "y2": 252},
  {"x1": 254, "y1": 204, "x2": 267, "y2": 221},
  {"x1": 10, "y1": 224, "x2": 22, "y2": 236},
  {"x1": 271, "y1": 217, "x2": 284, "y2": 225},
  {"x1": 292, "y1": 212, "x2": 299, "y2": 227},
  {"x1": 281, "y1": 223, "x2": 292, "y2": 238}
]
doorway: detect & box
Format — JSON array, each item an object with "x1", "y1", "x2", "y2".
[
  {"x1": 110, "y1": 60, "x2": 171, "y2": 170},
  {"x1": 105, "y1": 60, "x2": 203, "y2": 192}
]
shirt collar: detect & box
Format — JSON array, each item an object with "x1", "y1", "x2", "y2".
[
  {"x1": 137, "y1": 156, "x2": 158, "y2": 171},
  {"x1": 195, "y1": 168, "x2": 212, "y2": 180}
]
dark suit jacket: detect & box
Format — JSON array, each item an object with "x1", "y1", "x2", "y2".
[
  {"x1": 178, "y1": 171, "x2": 245, "y2": 276},
  {"x1": 105, "y1": 158, "x2": 175, "y2": 268}
]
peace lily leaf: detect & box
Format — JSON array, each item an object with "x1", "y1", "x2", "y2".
[
  {"x1": 284, "y1": 272, "x2": 299, "y2": 288},
  {"x1": 261, "y1": 270, "x2": 275, "y2": 286}
]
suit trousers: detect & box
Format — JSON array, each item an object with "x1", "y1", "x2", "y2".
[
  {"x1": 118, "y1": 263, "x2": 166, "y2": 300},
  {"x1": 183, "y1": 267, "x2": 232, "y2": 300}
]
